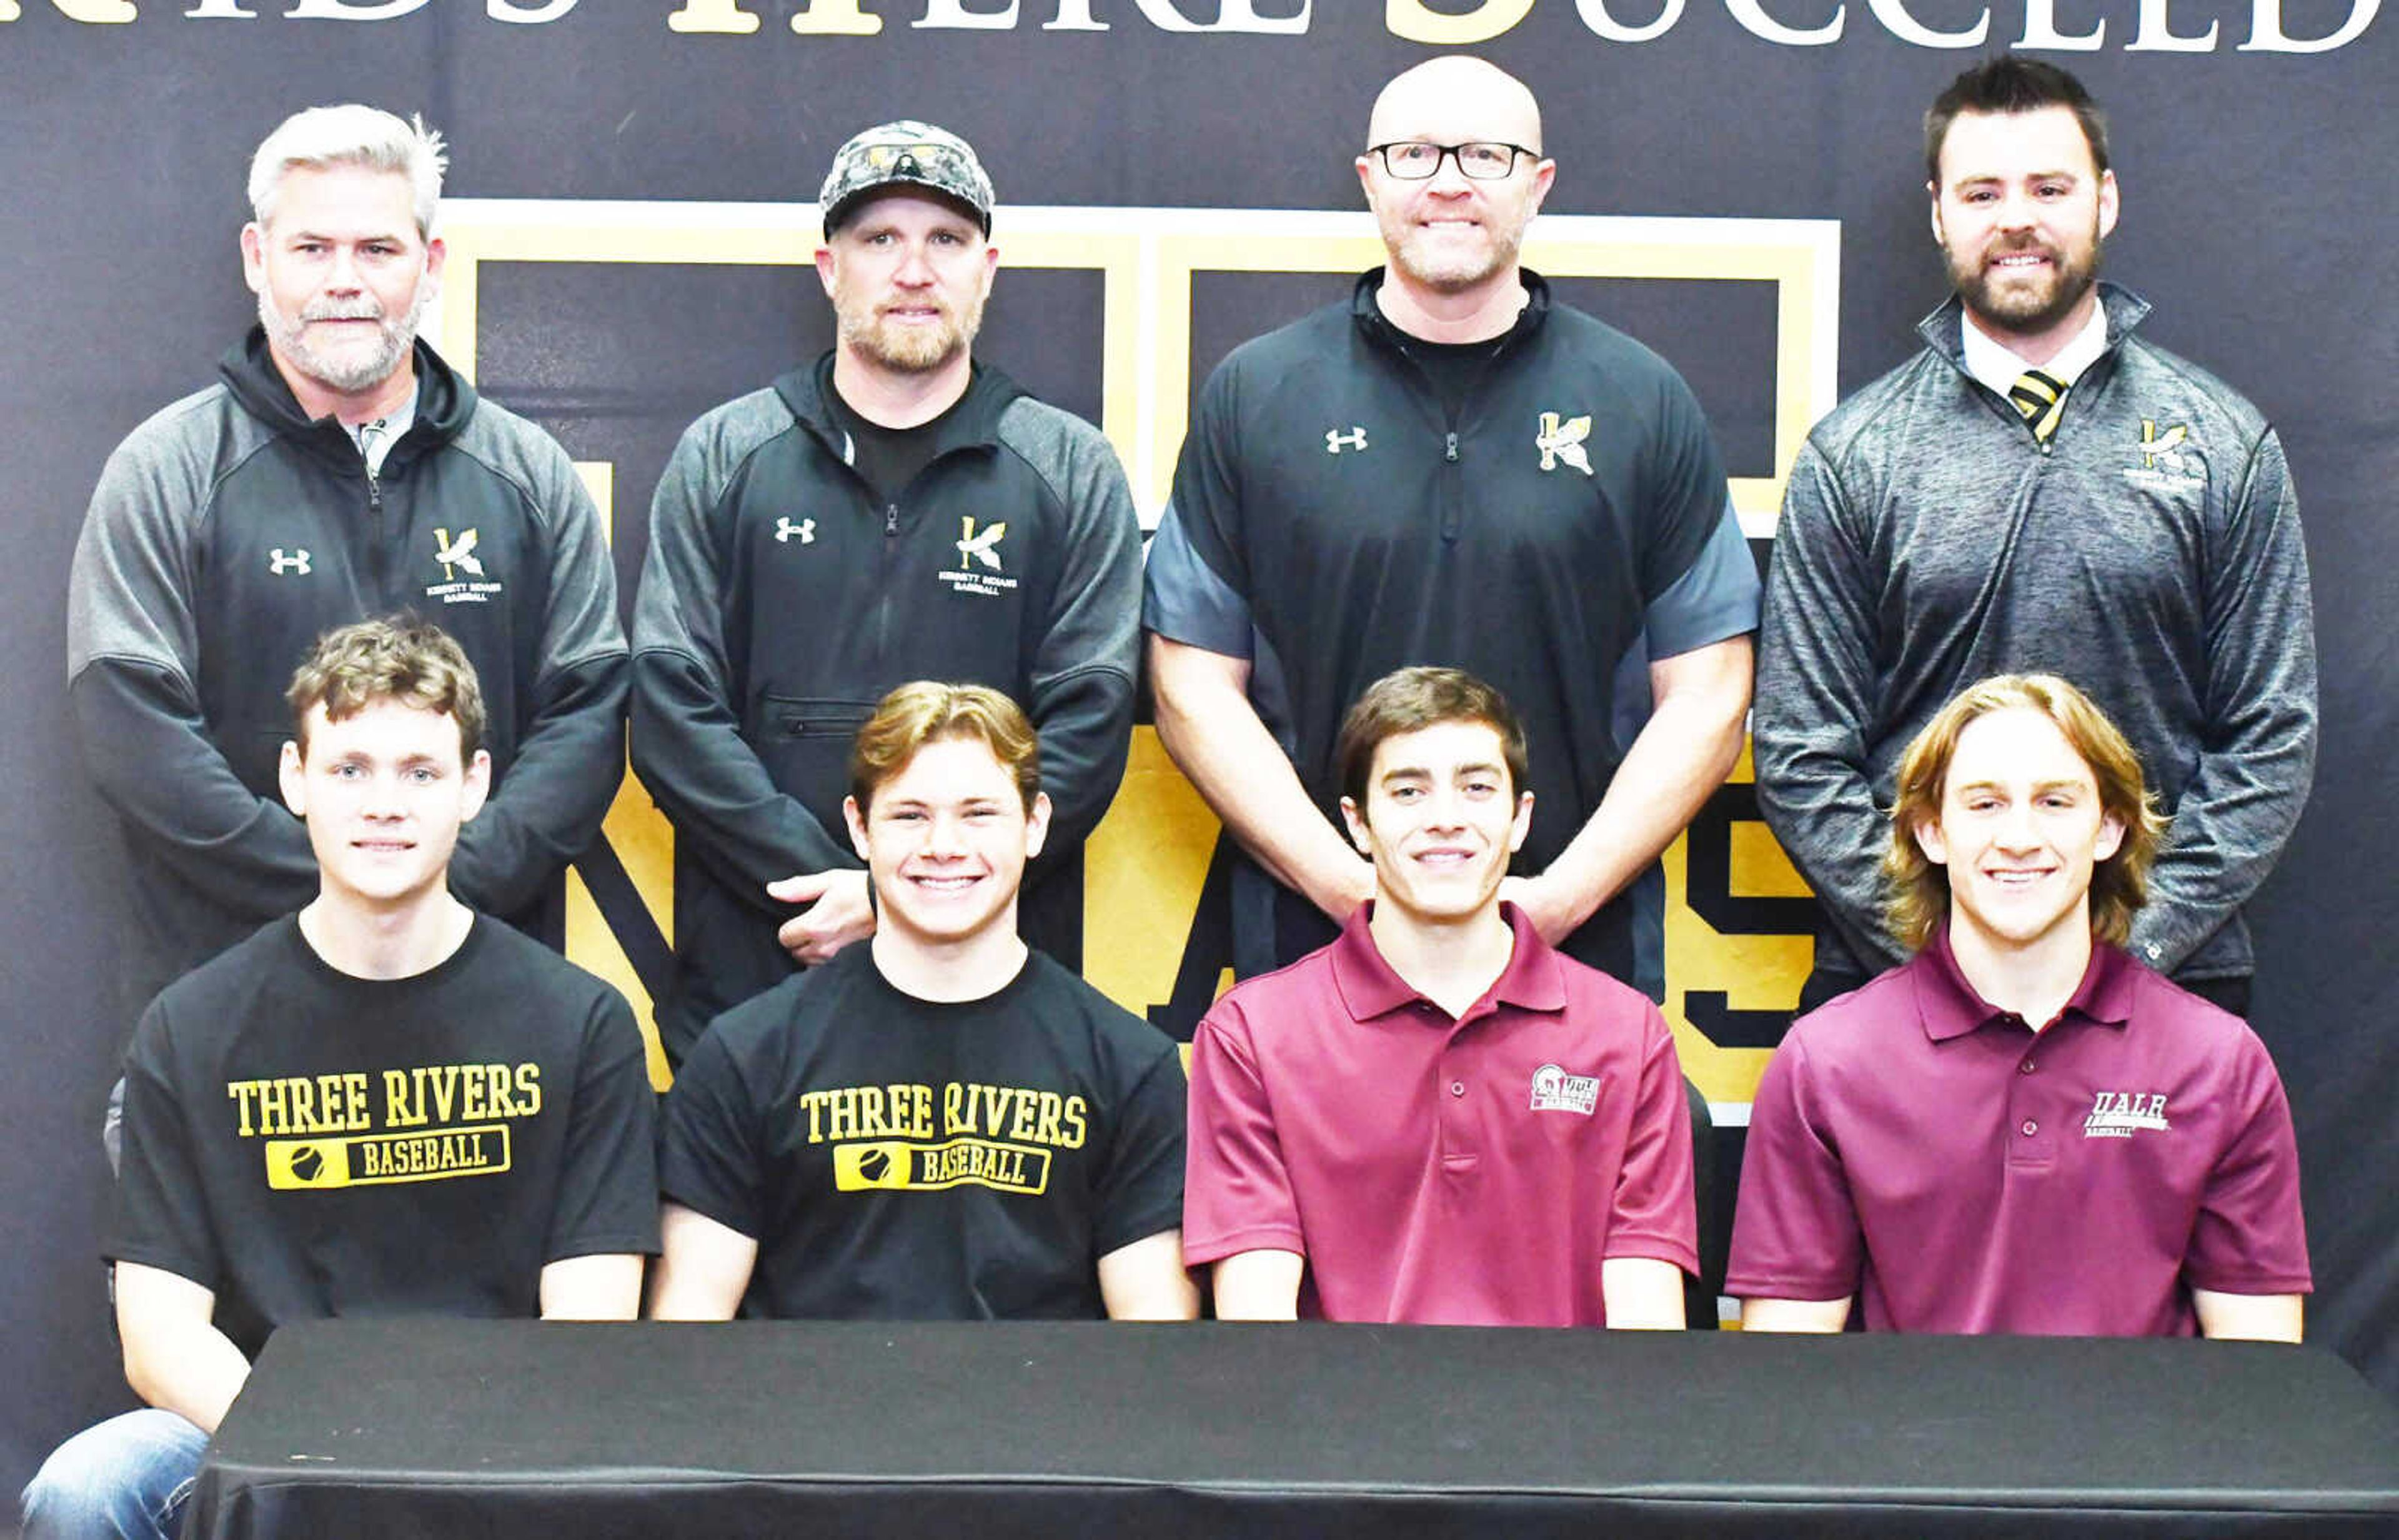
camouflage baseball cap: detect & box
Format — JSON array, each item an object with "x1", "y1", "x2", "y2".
[{"x1": 818, "y1": 121, "x2": 994, "y2": 237}]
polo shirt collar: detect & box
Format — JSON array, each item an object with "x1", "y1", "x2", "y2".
[
  {"x1": 1328, "y1": 902, "x2": 1567, "y2": 1024},
  {"x1": 1913, "y1": 923, "x2": 2137, "y2": 1041}
]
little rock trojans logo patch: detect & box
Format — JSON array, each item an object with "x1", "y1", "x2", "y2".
[{"x1": 1529, "y1": 1063, "x2": 1600, "y2": 1115}]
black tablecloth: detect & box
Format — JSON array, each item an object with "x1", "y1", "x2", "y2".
[{"x1": 187, "y1": 1319, "x2": 2399, "y2": 1539}]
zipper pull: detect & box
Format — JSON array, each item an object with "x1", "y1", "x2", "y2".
[
  {"x1": 1445, "y1": 432, "x2": 1460, "y2": 464},
  {"x1": 885, "y1": 504, "x2": 900, "y2": 535}
]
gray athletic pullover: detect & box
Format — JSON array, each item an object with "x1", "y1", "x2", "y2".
[{"x1": 1756, "y1": 284, "x2": 2316, "y2": 986}]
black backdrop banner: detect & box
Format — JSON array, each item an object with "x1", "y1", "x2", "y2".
[{"x1": 3, "y1": 1, "x2": 2392, "y2": 1491}]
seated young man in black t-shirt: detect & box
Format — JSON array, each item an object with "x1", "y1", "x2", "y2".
[
  {"x1": 650, "y1": 682, "x2": 1196, "y2": 1321},
  {"x1": 21, "y1": 619, "x2": 658, "y2": 1540}
]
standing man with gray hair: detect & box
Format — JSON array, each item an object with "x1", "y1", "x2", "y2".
[
  {"x1": 66, "y1": 106, "x2": 629, "y2": 1065},
  {"x1": 632, "y1": 122, "x2": 1141, "y2": 1067}
]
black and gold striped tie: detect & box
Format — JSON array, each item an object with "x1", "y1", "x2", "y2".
[{"x1": 2008, "y1": 369, "x2": 2069, "y2": 443}]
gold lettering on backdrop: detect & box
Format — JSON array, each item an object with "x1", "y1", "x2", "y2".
[
  {"x1": 1386, "y1": 0, "x2": 1532, "y2": 44},
  {"x1": 916, "y1": 0, "x2": 1015, "y2": 26},
  {"x1": 0, "y1": 0, "x2": 136, "y2": 21},
  {"x1": 665, "y1": 0, "x2": 758, "y2": 31},
  {"x1": 2239, "y1": 0, "x2": 2378, "y2": 51},
  {"x1": 283, "y1": 0, "x2": 431, "y2": 17},
  {"x1": 789, "y1": 0, "x2": 882, "y2": 32},
  {"x1": 1576, "y1": 0, "x2": 1686, "y2": 42}
]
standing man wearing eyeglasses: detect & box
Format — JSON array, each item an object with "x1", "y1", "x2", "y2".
[
  {"x1": 1145, "y1": 56, "x2": 1757, "y2": 993},
  {"x1": 632, "y1": 122, "x2": 1142, "y2": 1067}
]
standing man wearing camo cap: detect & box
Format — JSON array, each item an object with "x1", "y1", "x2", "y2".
[{"x1": 632, "y1": 121, "x2": 1142, "y2": 1066}]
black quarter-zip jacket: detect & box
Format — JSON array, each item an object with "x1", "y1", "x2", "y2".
[
  {"x1": 67, "y1": 328, "x2": 630, "y2": 1022},
  {"x1": 630, "y1": 355, "x2": 1141, "y2": 1065}
]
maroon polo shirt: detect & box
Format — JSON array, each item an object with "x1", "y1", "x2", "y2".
[
  {"x1": 1184, "y1": 903, "x2": 1697, "y2": 1325},
  {"x1": 1726, "y1": 928, "x2": 2311, "y2": 1335}
]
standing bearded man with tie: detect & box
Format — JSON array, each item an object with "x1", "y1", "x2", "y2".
[{"x1": 1754, "y1": 58, "x2": 2317, "y2": 1020}]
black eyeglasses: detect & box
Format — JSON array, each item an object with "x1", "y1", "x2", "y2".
[{"x1": 1366, "y1": 141, "x2": 1539, "y2": 181}]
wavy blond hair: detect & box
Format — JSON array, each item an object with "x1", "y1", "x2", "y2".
[{"x1": 1884, "y1": 673, "x2": 2165, "y2": 951}]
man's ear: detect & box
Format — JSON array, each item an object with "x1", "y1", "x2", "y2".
[
  {"x1": 815, "y1": 245, "x2": 838, "y2": 298},
  {"x1": 1024, "y1": 790, "x2": 1052, "y2": 862},
  {"x1": 241, "y1": 222, "x2": 269, "y2": 294},
  {"x1": 277, "y1": 739, "x2": 307, "y2": 817},
  {"x1": 1506, "y1": 789, "x2": 1534, "y2": 856},
  {"x1": 2094, "y1": 812, "x2": 2125, "y2": 863},
  {"x1": 843, "y1": 795, "x2": 871, "y2": 862},
  {"x1": 1914, "y1": 817, "x2": 1950, "y2": 867},
  {"x1": 1339, "y1": 795, "x2": 1372, "y2": 856},
  {"x1": 458, "y1": 748, "x2": 492, "y2": 825}
]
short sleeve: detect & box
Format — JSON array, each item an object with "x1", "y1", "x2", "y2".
[
  {"x1": 107, "y1": 999, "x2": 221, "y2": 1289},
  {"x1": 1644, "y1": 494, "x2": 1761, "y2": 660},
  {"x1": 1181, "y1": 1003, "x2": 1306, "y2": 1266},
  {"x1": 658, "y1": 1023, "x2": 770, "y2": 1240},
  {"x1": 1724, "y1": 1030, "x2": 1864, "y2": 1302},
  {"x1": 544, "y1": 993, "x2": 663, "y2": 1262},
  {"x1": 1142, "y1": 355, "x2": 1254, "y2": 654},
  {"x1": 1092, "y1": 1043, "x2": 1189, "y2": 1257},
  {"x1": 1637, "y1": 364, "x2": 1736, "y2": 608},
  {"x1": 1141, "y1": 504, "x2": 1253, "y2": 658},
  {"x1": 2183, "y1": 1031, "x2": 2312, "y2": 1295},
  {"x1": 1604, "y1": 1009, "x2": 1699, "y2": 1275}
]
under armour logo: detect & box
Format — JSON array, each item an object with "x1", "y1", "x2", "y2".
[
  {"x1": 1324, "y1": 426, "x2": 1369, "y2": 454},
  {"x1": 775, "y1": 517, "x2": 817, "y2": 545},
  {"x1": 269, "y1": 548, "x2": 312, "y2": 576}
]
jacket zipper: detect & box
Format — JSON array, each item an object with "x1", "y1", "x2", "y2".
[{"x1": 875, "y1": 500, "x2": 900, "y2": 666}]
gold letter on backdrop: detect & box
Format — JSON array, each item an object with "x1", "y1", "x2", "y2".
[
  {"x1": 285, "y1": 0, "x2": 430, "y2": 16},
  {"x1": 1725, "y1": 0, "x2": 1845, "y2": 44},
  {"x1": 1130, "y1": 0, "x2": 1309, "y2": 32},
  {"x1": 1577, "y1": 0, "x2": 1686, "y2": 43},
  {"x1": 1385, "y1": 0, "x2": 1531, "y2": 44},
  {"x1": 0, "y1": 0, "x2": 137, "y2": 21},
  {"x1": 791, "y1": 0, "x2": 882, "y2": 32},
  {"x1": 490, "y1": 0, "x2": 579, "y2": 21},
  {"x1": 2241, "y1": 0, "x2": 2375, "y2": 49},
  {"x1": 917, "y1": 0, "x2": 1016, "y2": 25},
  {"x1": 666, "y1": 0, "x2": 758, "y2": 31}
]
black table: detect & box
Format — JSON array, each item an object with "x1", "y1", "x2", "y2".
[{"x1": 186, "y1": 1319, "x2": 2399, "y2": 1538}]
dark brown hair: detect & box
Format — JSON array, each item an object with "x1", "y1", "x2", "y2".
[
  {"x1": 1925, "y1": 57, "x2": 2110, "y2": 185},
  {"x1": 1335, "y1": 666, "x2": 1529, "y2": 813}
]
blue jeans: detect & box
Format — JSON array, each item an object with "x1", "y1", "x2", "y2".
[{"x1": 20, "y1": 1408, "x2": 207, "y2": 1540}]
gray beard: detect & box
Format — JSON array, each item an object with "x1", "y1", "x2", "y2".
[{"x1": 257, "y1": 286, "x2": 427, "y2": 397}]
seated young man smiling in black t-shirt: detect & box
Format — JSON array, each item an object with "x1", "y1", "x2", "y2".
[
  {"x1": 650, "y1": 682, "x2": 1195, "y2": 1321},
  {"x1": 22, "y1": 618, "x2": 658, "y2": 1540}
]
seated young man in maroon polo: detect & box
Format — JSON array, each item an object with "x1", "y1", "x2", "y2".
[
  {"x1": 1729, "y1": 673, "x2": 2310, "y2": 1338},
  {"x1": 1184, "y1": 667, "x2": 1696, "y2": 1324}
]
